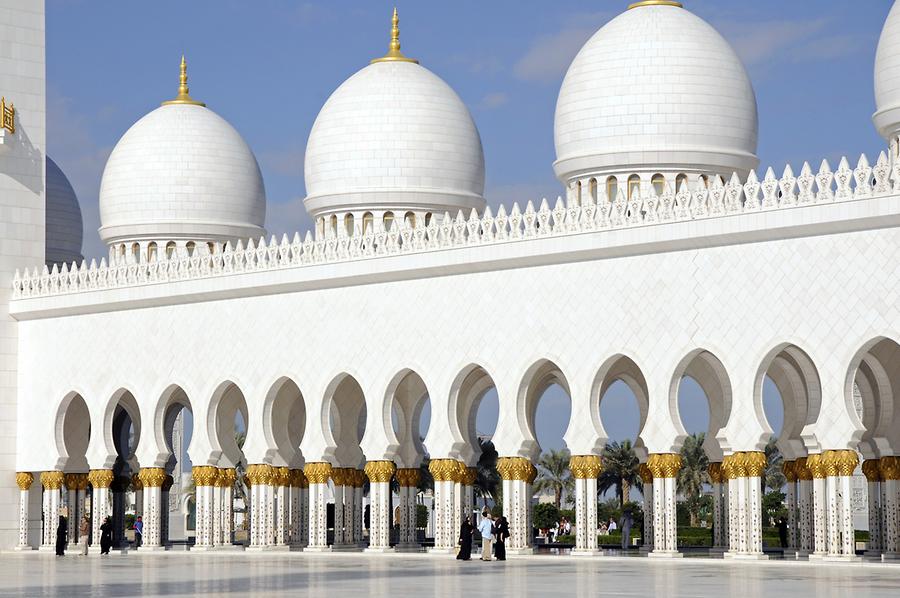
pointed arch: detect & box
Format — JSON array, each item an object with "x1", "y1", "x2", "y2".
[
  {"x1": 383, "y1": 368, "x2": 430, "y2": 468},
  {"x1": 515, "y1": 358, "x2": 572, "y2": 459},
  {"x1": 53, "y1": 390, "x2": 90, "y2": 472},
  {"x1": 263, "y1": 376, "x2": 307, "y2": 467},
  {"x1": 321, "y1": 372, "x2": 366, "y2": 468},
  {"x1": 448, "y1": 363, "x2": 498, "y2": 464},
  {"x1": 669, "y1": 349, "x2": 733, "y2": 459}
]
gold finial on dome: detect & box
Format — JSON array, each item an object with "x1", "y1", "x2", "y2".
[
  {"x1": 628, "y1": 1, "x2": 683, "y2": 9},
  {"x1": 162, "y1": 55, "x2": 206, "y2": 107},
  {"x1": 371, "y1": 8, "x2": 418, "y2": 65}
]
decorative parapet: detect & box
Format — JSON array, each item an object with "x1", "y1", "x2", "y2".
[{"x1": 11, "y1": 152, "x2": 900, "y2": 300}]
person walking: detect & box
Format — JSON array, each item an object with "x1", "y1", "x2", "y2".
[
  {"x1": 133, "y1": 515, "x2": 143, "y2": 549},
  {"x1": 619, "y1": 509, "x2": 633, "y2": 550},
  {"x1": 79, "y1": 515, "x2": 90, "y2": 556},
  {"x1": 457, "y1": 515, "x2": 474, "y2": 561},
  {"x1": 55, "y1": 515, "x2": 68, "y2": 556},
  {"x1": 478, "y1": 510, "x2": 494, "y2": 561},
  {"x1": 777, "y1": 517, "x2": 789, "y2": 549},
  {"x1": 493, "y1": 516, "x2": 510, "y2": 561},
  {"x1": 608, "y1": 517, "x2": 617, "y2": 533},
  {"x1": 99, "y1": 516, "x2": 113, "y2": 555}
]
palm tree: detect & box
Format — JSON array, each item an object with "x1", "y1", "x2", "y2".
[
  {"x1": 677, "y1": 432, "x2": 709, "y2": 526},
  {"x1": 533, "y1": 448, "x2": 573, "y2": 508},
  {"x1": 764, "y1": 436, "x2": 785, "y2": 492},
  {"x1": 597, "y1": 440, "x2": 641, "y2": 507},
  {"x1": 474, "y1": 437, "x2": 500, "y2": 506}
]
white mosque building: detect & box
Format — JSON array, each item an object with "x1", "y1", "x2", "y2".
[{"x1": 1, "y1": 0, "x2": 900, "y2": 562}]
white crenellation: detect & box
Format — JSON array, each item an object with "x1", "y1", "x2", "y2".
[{"x1": 12, "y1": 152, "x2": 899, "y2": 300}]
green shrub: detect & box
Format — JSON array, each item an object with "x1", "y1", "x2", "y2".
[
  {"x1": 533, "y1": 503, "x2": 561, "y2": 530},
  {"x1": 415, "y1": 504, "x2": 429, "y2": 529}
]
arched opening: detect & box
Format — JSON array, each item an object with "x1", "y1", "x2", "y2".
[
  {"x1": 575, "y1": 181, "x2": 582, "y2": 206},
  {"x1": 593, "y1": 355, "x2": 649, "y2": 529},
  {"x1": 106, "y1": 389, "x2": 142, "y2": 548},
  {"x1": 589, "y1": 178, "x2": 598, "y2": 203},
  {"x1": 130, "y1": 243, "x2": 140, "y2": 262},
  {"x1": 387, "y1": 370, "x2": 430, "y2": 469},
  {"x1": 344, "y1": 213, "x2": 355, "y2": 237},
  {"x1": 56, "y1": 392, "x2": 90, "y2": 473},
  {"x1": 627, "y1": 175, "x2": 640, "y2": 200},
  {"x1": 329, "y1": 214, "x2": 338, "y2": 237},
  {"x1": 208, "y1": 381, "x2": 249, "y2": 537},
  {"x1": 448, "y1": 364, "x2": 500, "y2": 507},
  {"x1": 147, "y1": 242, "x2": 158, "y2": 262},
  {"x1": 383, "y1": 212, "x2": 395, "y2": 232},
  {"x1": 606, "y1": 176, "x2": 618, "y2": 200},
  {"x1": 265, "y1": 378, "x2": 306, "y2": 468},
  {"x1": 165, "y1": 242, "x2": 176, "y2": 259},
  {"x1": 157, "y1": 385, "x2": 193, "y2": 542},
  {"x1": 846, "y1": 338, "x2": 900, "y2": 460},
  {"x1": 323, "y1": 374, "x2": 366, "y2": 546},
  {"x1": 404, "y1": 212, "x2": 416, "y2": 229},
  {"x1": 676, "y1": 173, "x2": 688, "y2": 193},
  {"x1": 424, "y1": 213, "x2": 433, "y2": 227},
  {"x1": 362, "y1": 212, "x2": 374, "y2": 236},
  {"x1": 651, "y1": 174, "x2": 665, "y2": 196}
]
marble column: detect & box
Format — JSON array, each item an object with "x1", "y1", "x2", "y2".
[
  {"x1": 364, "y1": 460, "x2": 395, "y2": 552},
  {"x1": 303, "y1": 462, "x2": 332, "y2": 551},
  {"x1": 15, "y1": 472, "x2": 34, "y2": 550},
  {"x1": 808, "y1": 453, "x2": 829, "y2": 558},
  {"x1": 881, "y1": 456, "x2": 900, "y2": 560},
  {"x1": 218, "y1": 468, "x2": 236, "y2": 547},
  {"x1": 272, "y1": 467, "x2": 291, "y2": 548},
  {"x1": 428, "y1": 458, "x2": 459, "y2": 553},
  {"x1": 821, "y1": 450, "x2": 859, "y2": 559},
  {"x1": 862, "y1": 460, "x2": 883, "y2": 556},
  {"x1": 64, "y1": 474, "x2": 78, "y2": 548},
  {"x1": 289, "y1": 469, "x2": 308, "y2": 548},
  {"x1": 395, "y1": 468, "x2": 421, "y2": 550},
  {"x1": 245, "y1": 464, "x2": 275, "y2": 550},
  {"x1": 497, "y1": 456, "x2": 535, "y2": 555},
  {"x1": 161, "y1": 475, "x2": 174, "y2": 546},
  {"x1": 795, "y1": 457, "x2": 814, "y2": 554},
  {"x1": 138, "y1": 467, "x2": 166, "y2": 550},
  {"x1": 40, "y1": 471, "x2": 64, "y2": 551},
  {"x1": 353, "y1": 472, "x2": 364, "y2": 546},
  {"x1": 708, "y1": 463, "x2": 725, "y2": 551},
  {"x1": 781, "y1": 461, "x2": 798, "y2": 553},
  {"x1": 569, "y1": 455, "x2": 602, "y2": 555},
  {"x1": 191, "y1": 465, "x2": 219, "y2": 550},
  {"x1": 647, "y1": 453, "x2": 681, "y2": 558},
  {"x1": 330, "y1": 468, "x2": 352, "y2": 549},
  {"x1": 460, "y1": 466, "x2": 477, "y2": 534},
  {"x1": 722, "y1": 452, "x2": 766, "y2": 558},
  {"x1": 87, "y1": 469, "x2": 114, "y2": 551},
  {"x1": 639, "y1": 463, "x2": 653, "y2": 552}
]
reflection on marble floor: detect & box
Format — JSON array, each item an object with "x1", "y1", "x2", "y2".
[{"x1": 1, "y1": 553, "x2": 899, "y2": 598}]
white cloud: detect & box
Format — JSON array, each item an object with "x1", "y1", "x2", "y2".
[
  {"x1": 258, "y1": 146, "x2": 305, "y2": 177},
  {"x1": 479, "y1": 92, "x2": 509, "y2": 110},
  {"x1": 513, "y1": 12, "x2": 612, "y2": 84}
]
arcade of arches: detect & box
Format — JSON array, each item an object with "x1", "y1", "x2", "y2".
[{"x1": 16, "y1": 340, "x2": 900, "y2": 561}]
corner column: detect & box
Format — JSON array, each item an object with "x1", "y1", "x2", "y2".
[
  {"x1": 570, "y1": 455, "x2": 601, "y2": 555},
  {"x1": 191, "y1": 466, "x2": 219, "y2": 550},
  {"x1": 497, "y1": 457, "x2": 535, "y2": 555},
  {"x1": 303, "y1": 462, "x2": 332, "y2": 551},
  {"x1": 15, "y1": 472, "x2": 34, "y2": 550},
  {"x1": 395, "y1": 468, "x2": 421, "y2": 551},
  {"x1": 639, "y1": 463, "x2": 653, "y2": 552},
  {"x1": 364, "y1": 460, "x2": 395, "y2": 552},
  {"x1": 87, "y1": 469, "x2": 113, "y2": 551},
  {"x1": 39, "y1": 471, "x2": 64, "y2": 551},
  {"x1": 647, "y1": 454, "x2": 681, "y2": 558}
]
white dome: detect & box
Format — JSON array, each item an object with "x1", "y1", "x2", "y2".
[
  {"x1": 553, "y1": 1, "x2": 759, "y2": 184},
  {"x1": 304, "y1": 60, "x2": 486, "y2": 219},
  {"x1": 45, "y1": 156, "x2": 83, "y2": 266},
  {"x1": 874, "y1": 1, "x2": 900, "y2": 141},
  {"x1": 99, "y1": 101, "x2": 266, "y2": 246}
]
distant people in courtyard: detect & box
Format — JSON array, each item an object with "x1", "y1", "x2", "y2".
[
  {"x1": 457, "y1": 515, "x2": 474, "y2": 561},
  {"x1": 493, "y1": 516, "x2": 510, "y2": 561},
  {"x1": 478, "y1": 510, "x2": 494, "y2": 561},
  {"x1": 619, "y1": 509, "x2": 633, "y2": 550},
  {"x1": 778, "y1": 517, "x2": 789, "y2": 549},
  {"x1": 563, "y1": 517, "x2": 571, "y2": 535},
  {"x1": 55, "y1": 515, "x2": 67, "y2": 556},
  {"x1": 549, "y1": 520, "x2": 558, "y2": 543},
  {"x1": 79, "y1": 515, "x2": 90, "y2": 556},
  {"x1": 607, "y1": 517, "x2": 617, "y2": 533},
  {"x1": 99, "y1": 516, "x2": 113, "y2": 555},
  {"x1": 134, "y1": 515, "x2": 143, "y2": 548},
  {"x1": 599, "y1": 521, "x2": 608, "y2": 535}
]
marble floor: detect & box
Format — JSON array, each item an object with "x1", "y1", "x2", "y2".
[{"x1": 2, "y1": 552, "x2": 899, "y2": 598}]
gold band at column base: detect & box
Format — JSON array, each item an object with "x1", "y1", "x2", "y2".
[
  {"x1": 569, "y1": 455, "x2": 602, "y2": 479},
  {"x1": 647, "y1": 454, "x2": 681, "y2": 478}
]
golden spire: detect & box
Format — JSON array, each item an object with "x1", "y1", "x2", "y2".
[
  {"x1": 627, "y1": 1, "x2": 683, "y2": 8},
  {"x1": 370, "y1": 7, "x2": 418, "y2": 64},
  {"x1": 162, "y1": 55, "x2": 206, "y2": 107}
]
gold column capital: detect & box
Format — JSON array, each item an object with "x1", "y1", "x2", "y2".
[
  {"x1": 460, "y1": 466, "x2": 478, "y2": 486},
  {"x1": 245, "y1": 464, "x2": 275, "y2": 486},
  {"x1": 880, "y1": 456, "x2": 900, "y2": 481},
  {"x1": 823, "y1": 450, "x2": 858, "y2": 477},
  {"x1": 707, "y1": 462, "x2": 723, "y2": 484},
  {"x1": 497, "y1": 457, "x2": 535, "y2": 482},
  {"x1": 794, "y1": 457, "x2": 812, "y2": 481},
  {"x1": 192, "y1": 465, "x2": 220, "y2": 487},
  {"x1": 862, "y1": 459, "x2": 882, "y2": 482},
  {"x1": 218, "y1": 467, "x2": 237, "y2": 488},
  {"x1": 806, "y1": 453, "x2": 827, "y2": 479},
  {"x1": 303, "y1": 462, "x2": 333, "y2": 485},
  {"x1": 742, "y1": 452, "x2": 767, "y2": 478},
  {"x1": 138, "y1": 467, "x2": 167, "y2": 488},
  {"x1": 569, "y1": 455, "x2": 602, "y2": 479},
  {"x1": 781, "y1": 460, "x2": 796, "y2": 483},
  {"x1": 289, "y1": 468, "x2": 308, "y2": 488},
  {"x1": 365, "y1": 460, "x2": 396, "y2": 484},
  {"x1": 271, "y1": 466, "x2": 291, "y2": 487},
  {"x1": 647, "y1": 453, "x2": 681, "y2": 478},
  {"x1": 428, "y1": 458, "x2": 460, "y2": 482},
  {"x1": 87, "y1": 469, "x2": 114, "y2": 489},
  {"x1": 638, "y1": 462, "x2": 653, "y2": 483},
  {"x1": 396, "y1": 467, "x2": 422, "y2": 487},
  {"x1": 40, "y1": 470, "x2": 65, "y2": 490},
  {"x1": 15, "y1": 471, "x2": 34, "y2": 490}
]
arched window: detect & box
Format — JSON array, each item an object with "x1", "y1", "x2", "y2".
[
  {"x1": 651, "y1": 174, "x2": 665, "y2": 196},
  {"x1": 589, "y1": 178, "x2": 598, "y2": 203},
  {"x1": 425, "y1": 212, "x2": 433, "y2": 227},
  {"x1": 344, "y1": 213, "x2": 355, "y2": 236},
  {"x1": 131, "y1": 242, "x2": 141, "y2": 262},
  {"x1": 165, "y1": 242, "x2": 176, "y2": 259},
  {"x1": 676, "y1": 173, "x2": 688, "y2": 193},
  {"x1": 362, "y1": 212, "x2": 373, "y2": 235},
  {"x1": 627, "y1": 175, "x2": 641, "y2": 200},
  {"x1": 186, "y1": 241, "x2": 196, "y2": 257},
  {"x1": 316, "y1": 217, "x2": 325, "y2": 239},
  {"x1": 404, "y1": 211, "x2": 416, "y2": 228},
  {"x1": 575, "y1": 181, "x2": 582, "y2": 206},
  {"x1": 700, "y1": 174, "x2": 709, "y2": 189},
  {"x1": 147, "y1": 242, "x2": 158, "y2": 262},
  {"x1": 383, "y1": 211, "x2": 395, "y2": 232},
  {"x1": 330, "y1": 214, "x2": 338, "y2": 237},
  {"x1": 606, "y1": 176, "x2": 618, "y2": 200}
]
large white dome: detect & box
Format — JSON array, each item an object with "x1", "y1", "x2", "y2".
[
  {"x1": 99, "y1": 64, "x2": 265, "y2": 246},
  {"x1": 304, "y1": 14, "x2": 485, "y2": 221},
  {"x1": 553, "y1": 1, "x2": 759, "y2": 184},
  {"x1": 874, "y1": 1, "x2": 900, "y2": 141},
  {"x1": 45, "y1": 156, "x2": 83, "y2": 266}
]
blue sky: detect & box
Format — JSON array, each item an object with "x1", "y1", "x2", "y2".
[{"x1": 46, "y1": 0, "x2": 891, "y2": 454}]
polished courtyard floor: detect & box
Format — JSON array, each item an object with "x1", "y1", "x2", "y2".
[{"x1": 2, "y1": 552, "x2": 899, "y2": 598}]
